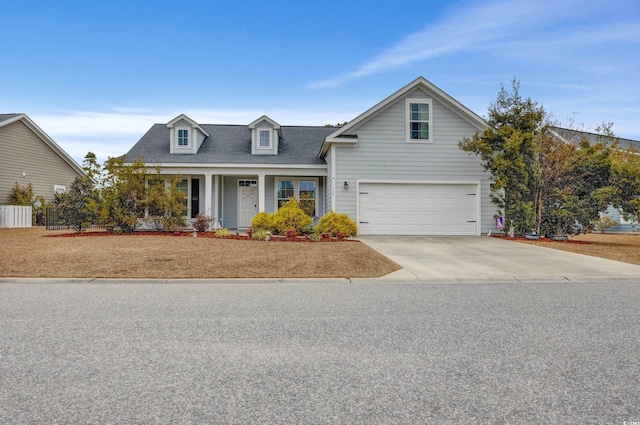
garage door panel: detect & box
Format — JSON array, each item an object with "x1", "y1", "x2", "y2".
[{"x1": 359, "y1": 183, "x2": 477, "y2": 235}]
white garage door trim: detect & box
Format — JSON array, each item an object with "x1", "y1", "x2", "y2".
[{"x1": 357, "y1": 180, "x2": 481, "y2": 236}]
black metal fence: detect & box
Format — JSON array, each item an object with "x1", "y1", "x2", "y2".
[{"x1": 45, "y1": 206, "x2": 105, "y2": 230}]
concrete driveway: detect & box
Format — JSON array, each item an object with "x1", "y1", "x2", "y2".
[{"x1": 358, "y1": 236, "x2": 640, "y2": 283}]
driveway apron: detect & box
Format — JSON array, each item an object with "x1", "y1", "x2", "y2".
[{"x1": 358, "y1": 236, "x2": 640, "y2": 283}]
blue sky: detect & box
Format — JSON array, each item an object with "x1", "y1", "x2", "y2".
[{"x1": 2, "y1": 0, "x2": 639, "y2": 164}]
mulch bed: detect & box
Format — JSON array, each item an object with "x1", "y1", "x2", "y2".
[{"x1": 45, "y1": 230, "x2": 356, "y2": 242}]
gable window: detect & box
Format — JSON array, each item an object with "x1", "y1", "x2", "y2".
[
  {"x1": 178, "y1": 129, "x2": 189, "y2": 146},
  {"x1": 259, "y1": 130, "x2": 271, "y2": 148},
  {"x1": 276, "y1": 179, "x2": 317, "y2": 216},
  {"x1": 406, "y1": 98, "x2": 432, "y2": 143}
]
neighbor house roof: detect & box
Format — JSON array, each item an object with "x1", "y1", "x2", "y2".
[
  {"x1": 125, "y1": 124, "x2": 336, "y2": 165},
  {"x1": 0, "y1": 113, "x2": 21, "y2": 123},
  {"x1": 0, "y1": 113, "x2": 86, "y2": 176},
  {"x1": 549, "y1": 126, "x2": 640, "y2": 151}
]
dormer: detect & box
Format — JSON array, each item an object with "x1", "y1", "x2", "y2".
[
  {"x1": 249, "y1": 115, "x2": 280, "y2": 155},
  {"x1": 167, "y1": 114, "x2": 209, "y2": 154}
]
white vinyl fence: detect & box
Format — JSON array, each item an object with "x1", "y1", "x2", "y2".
[{"x1": 0, "y1": 205, "x2": 32, "y2": 228}]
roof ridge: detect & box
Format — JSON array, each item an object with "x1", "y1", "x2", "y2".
[{"x1": 550, "y1": 125, "x2": 640, "y2": 143}]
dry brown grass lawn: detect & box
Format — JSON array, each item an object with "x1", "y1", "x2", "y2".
[
  {"x1": 0, "y1": 228, "x2": 400, "y2": 279},
  {"x1": 514, "y1": 232, "x2": 640, "y2": 266}
]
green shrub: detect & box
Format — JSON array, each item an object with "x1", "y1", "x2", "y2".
[
  {"x1": 592, "y1": 215, "x2": 618, "y2": 233},
  {"x1": 251, "y1": 211, "x2": 272, "y2": 231},
  {"x1": 252, "y1": 229, "x2": 269, "y2": 240},
  {"x1": 270, "y1": 198, "x2": 312, "y2": 235},
  {"x1": 315, "y1": 211, "x2": 357, "y2": 237},
  {"x1": 214, "y1": 228, "x2": 230, "y2": 238}
]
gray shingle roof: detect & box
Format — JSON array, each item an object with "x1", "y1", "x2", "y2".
[
  {"x1": 0, "y1": 113, "x2": 20, "y2": 123},
  {"x1": 550, "y1": 126, "x2": 639, "y2": 151},
  {"x1": 124, "y1": 124, "x2": 336, "y2": 165}
]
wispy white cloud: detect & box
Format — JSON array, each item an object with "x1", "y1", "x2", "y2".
[{"x1": 306, "y1": 0, "x2": 609, "y2": 88}]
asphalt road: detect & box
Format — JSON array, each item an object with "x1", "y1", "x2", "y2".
[{"x1": 1, "y1": 280, "x2": 639, "y2": 424}]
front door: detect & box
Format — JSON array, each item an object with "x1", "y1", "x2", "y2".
[
  {"x1": 191, "y1": 178, "x2": 199, "y2": 218},
  {"x1": 237, "y1": 180, "x2": 258, "y2": 228}
]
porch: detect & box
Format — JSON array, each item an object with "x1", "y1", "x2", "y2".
[{"x1": 152, "y1": 167, "x2": 326, "y2": 229}]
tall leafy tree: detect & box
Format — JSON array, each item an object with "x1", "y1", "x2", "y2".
[
  {"x1": 532, "y1": 129, "x2": 575, "y2": 235},
  {"x1": 611, "y1": 148, "x2": 640, "y2": 223},
  {"x1": 459, "y1": 79, "x2": 640, "y2": 236},
  {"x1": 459, "y1": 78, "x2": 545, "y2": 235},
  {"x1": 54, "y1": 176, "x2": 99, "y2": 233},
  {"x1": 100, "y1": 156, "x2": 147, "y2": 233},
  {"x1": 144, "y1": 168, "x2": 187, "y2": 231}
]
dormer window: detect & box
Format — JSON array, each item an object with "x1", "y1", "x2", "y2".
[
  {"x1": 249, "y1": 115, "x2": 280, "y2": 155},
  {"x1": 178, "y1": 129, "x2": 189, "y2": 146},
  {"x1": 167, "y1": 114, "x2": 209, "y2": 154},
  {"x1": 259, "y1": 130, "x2": 271, "y2": 149}
]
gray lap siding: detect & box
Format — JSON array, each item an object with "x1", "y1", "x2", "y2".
[{"x1": 332, "y1": 89, "x2": 495, "y2": 234}]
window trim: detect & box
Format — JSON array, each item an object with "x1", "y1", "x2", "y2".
[
  {"x1": 274, "y1": 178, "x2": 319, "y2": 217},
  {"x1": 406, "y1": 98, "x2": 432, "y2": 143},
  {"x1": 177, "y1": 127, "x2": 190, "y2": 147},
  {"x1": 257, "y1": 127, "x2": 272, "y2": 149}
]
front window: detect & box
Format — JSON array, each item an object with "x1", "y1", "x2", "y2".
[
  {"x1": 259, "y1": 130, "x2": 271, "y2": 148},
  {"x1": 276, "y1": 179, "x2": 317, "y2": 216},
  {"x1": 406, "y1": 98, "x2": 432, "y2": 142},
  {"x1": 176, "y1": 179, "x2": 189, "y2": 214},
  {"x1": 277, "y1": 180, "x2": 295, "y2": 208},
  {"x1": 178, "y1": 129, "x2": 189, "y2": 146},
  {"x1": 299, "y1": 181, "x2": 316, "y2": 216}
]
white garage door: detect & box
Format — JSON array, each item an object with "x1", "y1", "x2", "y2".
[{"x1": 358, "y1": 183, "x2": 478, "y2": 235}]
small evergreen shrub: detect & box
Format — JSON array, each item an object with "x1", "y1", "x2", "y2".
[
  {"x1": 592, "y1": 215, "x2": 618, "y2": 233},
  {"x1": 314, "y1": 211, "x2": 357, "y2": 237},
  {"x1": 251, "y1": 212, "x2": 272, "y2": 231},
  {"x1": 252, "y1": 229, "x2": 269, "y2": 240},
  {"x1": 214, "y1": 228, "x2": 230, "y2": 238},
  {"x1": 307, "y1": 233, "x2": 320, "y2": 241},
  {"x1": 269, "y1": 198, "x2": 312, "y2": 235}
]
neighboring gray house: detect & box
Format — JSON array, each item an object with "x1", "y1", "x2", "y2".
[
  {"x1": 0, "y1": 113, "x2": 85, "y2": 204},
  {"x1": 124, "y1": 77, "x2": 494, "y2": 235}
]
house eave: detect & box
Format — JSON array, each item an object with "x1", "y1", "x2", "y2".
[
  {"x1": 125, "y1": 162, "x2": 328, "y2": 177},
  {"x1": 249, "y1": 115, "x2": 281, "y2": 130},
  {"x1": 1, "y1": 113, "x2": 86, "y2": 177},
  {"x1": 319, "y1": 136, "x2": 358, "y2": 157},
  {"x1": 166, "y1": 114, "x2": 210, "y2": 137}
]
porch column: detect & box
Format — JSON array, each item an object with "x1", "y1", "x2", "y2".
[
  {"x1": 258, "y1": 173, "x2": 266, "y2": 212},
  {"x1": 204, "y1": 173, "x2": 213, "y2": 217},
  {"x1": 213, "y1": 175, "x2": 219, "y2": 221}
]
